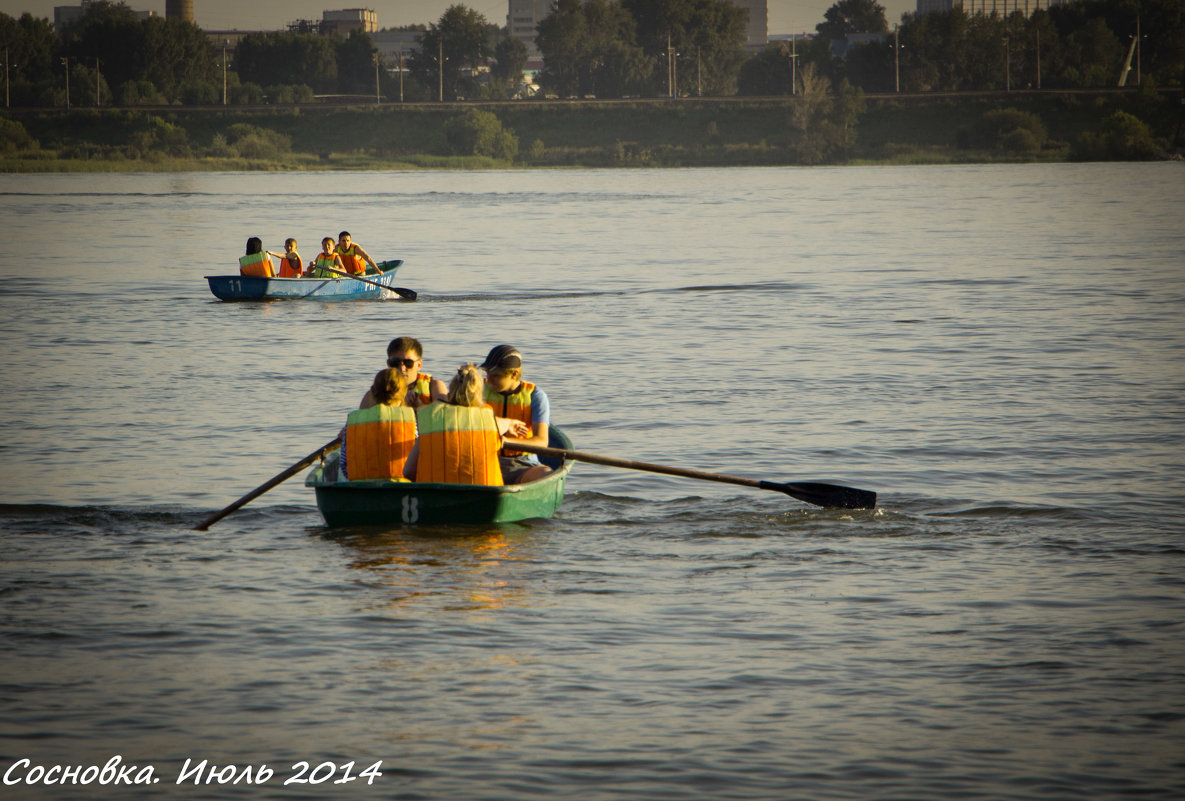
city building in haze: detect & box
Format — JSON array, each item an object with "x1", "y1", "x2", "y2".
[
  {"x1": 54, "y1": 0, "x2": 153, "y2": 28},
  {"x1": 916, "y1": 0, "x2": 1071, "y2": 15},
  {"x1": 509, "y1": 0, "x2": 768, "y2": 59}
]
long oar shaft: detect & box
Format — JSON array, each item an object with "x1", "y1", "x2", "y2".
[
  {"x1": 194, "y1": 437, "x2": 341, "y2": 531},
  {"x1": 520, "y1": 443, "x2": 765, "y2": 489},
  {"x1": 512, "y1": 442, "x2": 876, "y2": 509},
  {"x1": 321, "y1": 267, "x2": 416, "y2": 300}
]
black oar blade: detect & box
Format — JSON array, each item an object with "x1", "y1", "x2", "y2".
[
  {"x1": 761, "y1": 480, "x2": 877, "y2": 510},
  {"x1": 392, "y1": 287, "x2": 417, "y2": 301}
]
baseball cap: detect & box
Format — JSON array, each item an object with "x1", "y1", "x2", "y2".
[{"x1": 480, "y1": 344, "x2": 522, "y2": 370}]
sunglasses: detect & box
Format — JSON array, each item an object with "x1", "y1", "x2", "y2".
[{"x1": 387, "y1": 357, "x2": 418, "y2": 369}]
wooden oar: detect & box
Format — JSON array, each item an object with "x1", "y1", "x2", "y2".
[
  {"x1": 512, "y1": 442, "x2": 877, "y2": 510},
  {"x1": 193, "y1": 437, "x2": 341, "y2": 531},
  {"x1": 321, "y1": 266, "x2": 417, "y2": 300}
]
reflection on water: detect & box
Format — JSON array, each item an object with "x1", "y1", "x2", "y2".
[{"x1": 328, "y1": 528, "x2": 540, "y2": 612}]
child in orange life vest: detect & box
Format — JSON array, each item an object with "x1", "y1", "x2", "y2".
[
  {"x1": 276, "y1": 238, "x2": 303, "y2": 278},
  {"x1": 308, "y1": 237, "x2": 347, "y2": 278},
  {"x1": 402, "y1": 365, "x2": 504, "y2": 486},
  {"x1": 480, "y1": 344, "x2": 552, "y2": 485},
  {"x1": 337, "y1": 231, "x2": 378, "y2": 275},
  {"x1": 340, "y1": 368, "x2": 416, "y2": 481}
]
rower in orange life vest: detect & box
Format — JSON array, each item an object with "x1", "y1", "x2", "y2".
[
  {"x1": 479, "y1": 344, "x2": 553, "y2": 484},
  {"x1": 341, "y1": 368, "x2": 416, "y2": 481},
  {"x1": 308, "y1": 237, "x2": 347, "y2": 278},
  {"x1": 403, "y1": 364, "x2": 504, "y2": 486},
  {"x1": 337, "y1": 231, "x2": 378, "y2": 275},
  {"x1": 359, "y1": 336, "x2": 448, "y2": 410}
]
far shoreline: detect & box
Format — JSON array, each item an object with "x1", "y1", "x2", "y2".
[{"x1": 2, "y1": 90, "x2": 1180, "y2": 172}]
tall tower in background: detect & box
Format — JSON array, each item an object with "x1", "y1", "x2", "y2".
[{"x1": 166, "y1": 0, "x2": 194, "y2": 24}]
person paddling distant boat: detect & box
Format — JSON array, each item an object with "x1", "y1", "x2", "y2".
[{"x1": 337, "y1": 231, "x2": 377, "y2": 275}]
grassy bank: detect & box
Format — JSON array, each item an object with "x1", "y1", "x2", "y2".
[{"x1": 2, "y1": 90, "x2": 1181, "y2": 172}]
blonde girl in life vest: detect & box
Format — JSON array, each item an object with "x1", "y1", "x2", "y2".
[
  {"x1": 402, "y1": 365, "x2": 504, "y2": 486},
  {"x1": 340, "y1": 368, "x2": 416, "y2": 482}
]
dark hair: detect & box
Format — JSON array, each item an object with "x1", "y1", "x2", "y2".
[
  {"x1": 245, "y1": 237, "x2": 263, "y2": 255},
  {"x1": 370, "y1": 368, "x2": 408, "y2": 407},
  {"x1": 386, "y1": 336, "x2": 424, "y2": 359},
  {"x1": 338, "y1": 231, "x2": 351, "y2": 239}
]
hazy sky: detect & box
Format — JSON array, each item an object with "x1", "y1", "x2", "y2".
[{"x1": 0, "y1": 1, "x2": 918, "y2": 36}]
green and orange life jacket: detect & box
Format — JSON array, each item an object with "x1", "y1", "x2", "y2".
[
  {"x1": 239, "y1": 251, "x2": 274, "y2": 278},
  {"x1": 311, "y1": 253, "x2": 340, "y2": 278},
  {"x1": 413, "y1": 403, "x2": 503, "y2": 486},
  {"x1": 343, "y1": 404, "x2": 417, "y2": 481},
  {"x1": 483, "y1": 381, "x2": 535, "y2": 457},
  {"x1": 337, "y1": 244, "x2": 366, "y2": 275},
  {"x1": 411, "y1": 373, "x2": 433, "y2": 407}
]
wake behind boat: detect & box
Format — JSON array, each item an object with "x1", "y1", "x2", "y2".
[{"x1": 206, "y1": 259, "x2": 408, "y2": 301}]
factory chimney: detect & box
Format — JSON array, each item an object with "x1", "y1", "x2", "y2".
[{"x1": 166, "y1": 0, "x2": 195, "y2": 24}]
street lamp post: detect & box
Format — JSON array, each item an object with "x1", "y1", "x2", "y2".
[
  {"x1": 894, "y1": 25, "x2": 900, "y2": 93},
  {"x1": 95, "y1": 58, "x2": 100, "y2": 106},
  {"x1": 438, "y1": 38, "x2": 444, "y2": 102},
  {"x1": 222, "y1": 41, "x2": 228, "y2": 105},
  {"x1": 1035, "y1": 29, "x2": 1041, "y2": 90},
  {"x1": 398, "y1": 51, "x2": 404, "y2": 103},
  {"x1": 1003, "y1": 37, "x2": 1010, "y2": 92},
  {"x1": 5, "y1": 47, "x2": 10, "y2": 109},
  {"x1": 61, "y1": 56, "x2": 69, "y2": 110},
  {"x1": 790, "y1": 35, "x2": 798, "y2": 96},
  {"x1": 373, "y1": 52, "x2": 380, "y2": 105}
]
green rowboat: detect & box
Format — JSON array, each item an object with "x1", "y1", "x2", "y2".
[{"x1": 305, "y1": 427, "x2": 574, "y2": 526}]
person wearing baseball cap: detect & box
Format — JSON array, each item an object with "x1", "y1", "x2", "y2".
[{"x1": 480, "y1": 344, "x2": 552, "y2": 484}]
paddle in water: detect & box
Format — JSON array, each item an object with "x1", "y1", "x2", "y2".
[
  {"x1": 320, "y1": 266, "x2": 417, "y2": 301},
  {"x1": 511, "y1": 442, "x2": 877, "y2": 510},
  {"x1": 194, "y1": 437, "x2": 341, "y2": 530}
]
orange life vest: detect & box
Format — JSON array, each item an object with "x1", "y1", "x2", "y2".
[
  {"x1": 338, "y1": 244, "x2": 366, "y2": 275},
  {"x1": 483, "y1": 381, "x2": 535, "y2": 457},
  {"x1": 277, "y1": 251, "x2": 302, "y2": 278},
  {"x1": 239, "y1": 251, "x2": 275, "y2": 278},
  {"x1": 343, "y1": 404, "x2": 417, "y2": 481},
  {"x1": 414, "y1": 403, "x2": 503, "y2": 486}
]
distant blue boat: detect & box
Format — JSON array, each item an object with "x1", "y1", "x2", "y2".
[{"x1": 206, "y1": 259, "x2": 407, "y2": 301}]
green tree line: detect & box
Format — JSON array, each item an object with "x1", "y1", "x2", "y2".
[{"x1": 1, "y1": 0, "x2": 1181, "y2": 109}]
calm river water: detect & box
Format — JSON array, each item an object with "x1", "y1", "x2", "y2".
[{"x1": 1, "y1": 164, "x2": 1183, "y2": 800}]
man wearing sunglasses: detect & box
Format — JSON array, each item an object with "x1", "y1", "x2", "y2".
[{"x1": 360, "y1": 336, "x2": 448, "y2": 410}]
